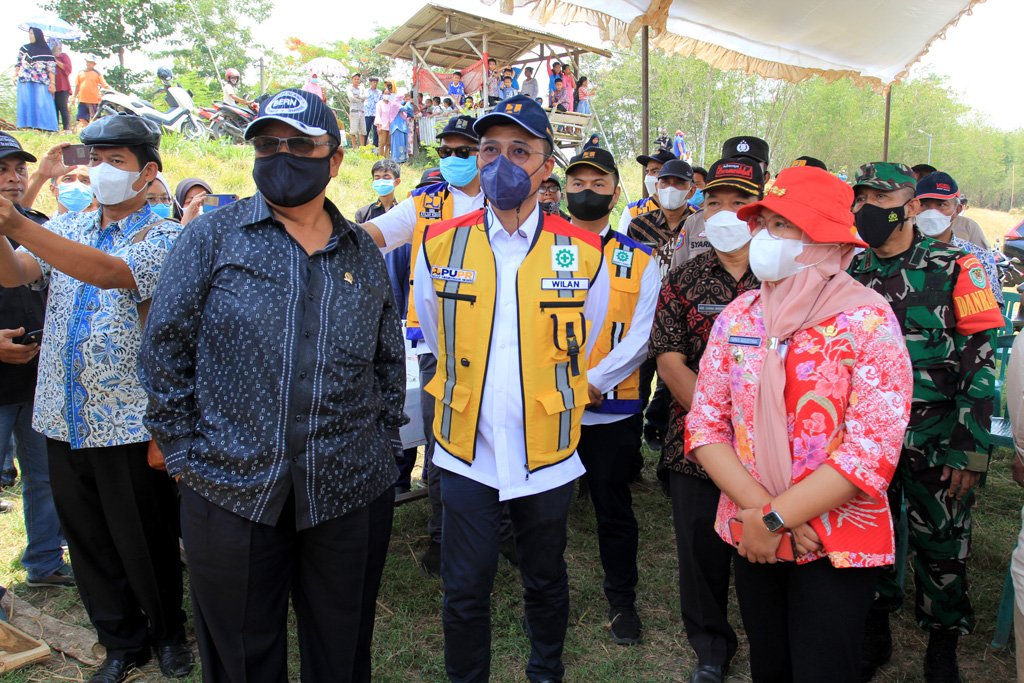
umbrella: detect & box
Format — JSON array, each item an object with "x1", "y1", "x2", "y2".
[
  {"x1": 18, "y1": 12, "x2": 85, "y2": 40},
  {"x1": 302, "y1": 57, "x2": 349, "y2": 79}
]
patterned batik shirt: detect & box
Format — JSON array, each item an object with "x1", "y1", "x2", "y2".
[
  {"x1": 140, "y1": 195, "x2": 406, "y2": 529},
  {"x1": 849, "y1": 233, "x2": 1004, "y2": 472},
  {"x1": 627, "y1": 205, "x2": 696, "y2": 280},
  {"x1": 685, "y1": 290, "x2": 913, "y2": 568},
  {"x1": 19, "y1": 204, "x2": 181, "y2": 448},
  {"x1": 364, "y1": 87, "x2": 383, "y2": 117},
  {"x1": 649, "y1": 250, "x2": 759, "y2": 478}
]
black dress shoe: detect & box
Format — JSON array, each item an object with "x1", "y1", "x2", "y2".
[
  {"x1": 155, "y1": 642, "x2": 195, "y2": 678},
  {"x1": 88, "y1": 658, "x2": 139, "y2": 683},
  {"x1": 689, "y1": 664, "x2": 727, "y2": 683}
]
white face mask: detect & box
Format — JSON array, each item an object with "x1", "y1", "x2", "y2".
[
  {"x1": 88, "y1": 163, "x2": 145, "y2": 206},
  {"x1": 748, "y1": 230, "x2": 807, "y2": 282},
  {"x1": 643, "y1": 175, "x2": 658, "y2": 198},
  {"x1": 704, "y1": 210, "x2": 752, "y2": 253},
  {"x1": 916, "y1": 208, "x2": 952, "y2": 237},
  {"x1": 657, "y1": 185, "x2": 688, "y2": 211}
]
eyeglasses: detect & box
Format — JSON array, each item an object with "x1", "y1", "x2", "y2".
[
  {"x1": 436, "y1": 145, "x2": 478, "y2": 159},
  {"x1": 146, "y1": 195, "x2": 171, "y2": 205},
  {"x1": 478, "y1": 141, "x2": 547, "y2": 167},
  {"x1": 250, "y1": 136, "x2": 336, "y2": 157},
  {"x1": 752, "y1": 215, "x2": 799, "y2": 239}
]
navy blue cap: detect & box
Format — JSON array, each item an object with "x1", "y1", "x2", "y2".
[
  {"x1": 437, "y1": 115, "x2": 479, "y2": 142},
  {"x1": 473, "y1": 95, "x2": 554, "y2": 148},
  {"x1": 245, "y1": 89, "x2": 341, "y2": 142},
  {"x1": 636, "y1": 147, "x2": 676, "y2": 167},
  {"x1": 658, "y1": 159, "x2": 694, "y2": 182},
  {"x1": 566, "y1": 147, "x2": 617, "y2": 176},
  {"x1": 417, "y1": 167, "x2": 443, "y2": 188},
  {"x1": 916, "y1": 171, "x2": 959, "y2": 200},
  {"x1": 0, "y1": 132, "x2": 36, "y2": 163}
]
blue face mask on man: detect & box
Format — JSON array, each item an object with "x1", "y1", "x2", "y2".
[
  {"x1": 372, "y1": 178, "x2": 395, "y2": 196},
  {"x1": 57, "y1": 181, "x2": 93, "y2": 212},
  {"x1": 439, "y1": 155, "x2": 478, "y2": 188},
  {"x1": 691, "y1": 187, "x2": 704, "y2": 206}
]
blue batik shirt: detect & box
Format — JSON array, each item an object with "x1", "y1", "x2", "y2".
[
  {"x1": 365, "y1": 87, "x2": 383, "y2": 117},
  {"x1": 19, "y1": 204, "x2": 181, "y2": 448}
]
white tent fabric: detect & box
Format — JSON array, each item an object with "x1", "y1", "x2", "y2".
[{"x1": 483, "y1": 0, "x2": 985, "y2": 92}]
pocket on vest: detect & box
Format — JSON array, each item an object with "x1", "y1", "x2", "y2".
[
  {"x1": 424, "y1": 374, "x2": 472, "y2": 413},
  {"x1": 537, "y1": 383, "x2": 589, "y2": 415}
]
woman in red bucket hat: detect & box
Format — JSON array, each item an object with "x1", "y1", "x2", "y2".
[{"x1": 682, "y1": 166, "x2": 914, "y2": 682}]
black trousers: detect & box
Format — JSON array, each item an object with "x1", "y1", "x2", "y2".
[
  {"x1": 732, "y1": 553, "x2": 879, "y2": 683},
  {"x1": 670, "y1": 471, "x2": 737, "y2": 667},
  {"x1": 54, "y1": 90, "x2": 70, "y2": 130},
  {"x1": 180, "y1": 484, "x2": 394, "y2": 683},
  {"x1": 577, "y1": 416, "x2": 640, "y2": 607},
  {"x1": 47, "y1": 439, "x2": 185, "y2": 659},
  {"x1": 638, "y1": 356, "x2": 670, "y2": 438}
]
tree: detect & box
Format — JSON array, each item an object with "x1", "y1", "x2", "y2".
[{"x1": 44, "y1": 0, "x2": 174, "y2": 90}]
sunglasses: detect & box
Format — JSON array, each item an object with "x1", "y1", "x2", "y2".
[
  {"x1": 251, "y1": 136, "x2": 336, "y2": 157},
  {"x1": 436, "y1": 145, "x2": 479, "y2": 160}
]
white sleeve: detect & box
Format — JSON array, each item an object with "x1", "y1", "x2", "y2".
[
  {"x1": 617, "y1": 208, "x2": 633, "y2": 235},
  {"x1": 585, "y1": 255, "x2": 660, "y2": 394},
  {"x1": 364, "y1": 196, "x2": 418, "y2": 253},
  {"x1": 413, "y1": 243, "x2": 440, "y2": 357}
]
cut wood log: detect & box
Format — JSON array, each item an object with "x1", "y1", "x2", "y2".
[
  {"x1": 0, "y1": 619, "x2": 50, "y2": 674},
  {"x1": 0, "y1": 592, "x2": 104, "y2": 666}
]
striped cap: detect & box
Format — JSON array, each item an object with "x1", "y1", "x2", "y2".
[
  {"x1": 245, "y1": 89, "x2": 340, "y2": 142},
  {"x1": 703, "y1": 157, "x2": 764, "y2": 197}
]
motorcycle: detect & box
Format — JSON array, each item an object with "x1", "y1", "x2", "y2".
[
  {"x1": 97, "y1": 69, "x2": 207, "y2": 140},
  {"x1": 209, "y1": 98, "x2": 259, "y2": 144}
]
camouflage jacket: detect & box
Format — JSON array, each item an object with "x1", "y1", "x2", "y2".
[{"x1": 849, "y1": 233, "x2": 1003, "y2": 472}]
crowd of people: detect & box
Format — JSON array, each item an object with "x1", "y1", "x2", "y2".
[{"x1": 0, "y1": 80, "x2": 1019, "y2": 683}]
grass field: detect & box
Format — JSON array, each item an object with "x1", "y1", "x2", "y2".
[{"x1": 1, "y1": 130, "x2": 1023, "y2": 681}]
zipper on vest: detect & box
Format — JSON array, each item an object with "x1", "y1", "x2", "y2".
[
  {"x1": 437, "y1": 291, "x2": 477, "y2": 304},
  {"x1": 539, "y1": 300, "x2": 583, "y2": 310}
]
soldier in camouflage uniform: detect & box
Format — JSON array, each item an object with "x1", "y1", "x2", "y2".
[{"x1": 848, "y1": 162, "x2": 1004, "y2": 683}]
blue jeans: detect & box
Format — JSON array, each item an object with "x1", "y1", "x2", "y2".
[
  {"x1": 0, "y1": 403, "x2": 65, "y2": 579},
  {"x1": 440, "y1": 470, "x2": 574, "y2": 683}
]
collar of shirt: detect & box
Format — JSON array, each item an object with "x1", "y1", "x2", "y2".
[
  {"x1": 853, "y1": 231, "x2": 932, "y2": 274},
  {"x1": 449, "y1": 183, "x2": 484, "y2": 204},
  {"x1": 485, "y1": 203, "x2": 540, "y2": 244},
  {"x1": 241, "y1": 192, "x2": 352, "y2": 252}
]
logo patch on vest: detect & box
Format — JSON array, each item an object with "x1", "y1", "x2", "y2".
[
  {"x1": 430, "y1": 266, "x2": 476, "y2": 283},
  {"x1": 612, "y1": 248, "x2": 633, "y2": 268},
  {"x1": 541, "y1": 278, "x2": 589, "y2": 290},
  {"x1": 551, "y1": 245, "x2": 579, "y2": 271}
]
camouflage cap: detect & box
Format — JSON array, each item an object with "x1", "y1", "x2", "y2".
[{"x1": 853, "y1": 162, "x2": 916, "y2": 192}]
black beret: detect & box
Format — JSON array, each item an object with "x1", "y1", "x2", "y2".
[{"x1": 81, "y1": 112, "x2": 161, "y2": 149}]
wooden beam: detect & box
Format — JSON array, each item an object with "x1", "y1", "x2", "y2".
[
  {"x1": 410, "y1": 45, "x2": 450, "y2": 95},
  {"x1": 642, "y1": 26, "x2": 650, "y2": 197},
  {"x1": 415, "y1": 30, "x2": 485, "y2": 49},
  {"x1": 883, "y1": 87, "x2": 892, "y2": 162}
]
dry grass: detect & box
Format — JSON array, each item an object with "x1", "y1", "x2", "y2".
[{"x1": 966, "y1": 207, "x2": 1023, "y2": 249}]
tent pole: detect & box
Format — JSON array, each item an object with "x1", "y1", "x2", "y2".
[
  {"x1": 883, "y1": 86, "x2": 892, "y2": 162},
  {"x1": 642, "y1": 25, "x2": 650, "y2": 198}
]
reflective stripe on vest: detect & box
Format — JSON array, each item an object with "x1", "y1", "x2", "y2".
[
  {"x1": 423, "y1": 209, "x2": 604, "y2": 470},
  {"x1": 587, "y1": 232, "x2": 652, "y2": 415},
  {"x1": 406, "y1": 183, "x2": 454, "y2": 341},
  {"x1": 628, "y1": 196, "x2": 658, "y2": 219}
]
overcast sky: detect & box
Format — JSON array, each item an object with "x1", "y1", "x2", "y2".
[{"x1": 5, "y1": 0, "x2": 1021, "y2": 130}]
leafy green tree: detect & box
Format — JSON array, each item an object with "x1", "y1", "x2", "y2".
[{"x1": 44, "y1": 0, "x2": 174, "y2": 90}]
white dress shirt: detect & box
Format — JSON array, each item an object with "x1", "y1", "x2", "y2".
[
  {"x1": 370, "y1": 183, "x2": 484, "y2": 253},
  {"x1": 582, "y1": 225, "x2": 661, "y2": 426},
  {"x1": 414, "y1": 205, "x2": 610, "y2": 500}
]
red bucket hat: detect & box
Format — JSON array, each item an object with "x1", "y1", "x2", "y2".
[{"x1": 737, "y1": 166, "x2": 865, "y2": 248}]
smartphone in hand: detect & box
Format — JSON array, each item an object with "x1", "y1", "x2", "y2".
[
  {"x1": 61, "y1": 144, "x2": 91, "y2": 167},
  {"x1": 14, "y1": 329, "x2": 43, "y2": 346},
  {"x1": 202, "y1": 194, "x2": 239, "y2": 209}
]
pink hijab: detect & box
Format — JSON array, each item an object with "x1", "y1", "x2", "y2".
[{"x1": 753, "y1": 242, "x2": 886, "y2": 495}]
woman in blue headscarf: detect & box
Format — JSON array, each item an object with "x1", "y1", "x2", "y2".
[{"x1": 15, "y1": 28, "x2": 58, "y2": 131}]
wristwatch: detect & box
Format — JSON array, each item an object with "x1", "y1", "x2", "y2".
[{"x1": 762, "y1": 503, "x2": 786, "y2": 534}]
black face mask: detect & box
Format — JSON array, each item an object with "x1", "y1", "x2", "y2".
[
  {"x1": 566, "y1": 189, "x2": 615, "y2": 222},
  {"x1": 253, "y1": 153, "x2": 333, "y2": 208},
  {"x1": 538, "y1": 201, "x2": 560, "y2": 215},
  {"x1": 854, "y1": 201, "x2": 908, "y2": 248}
]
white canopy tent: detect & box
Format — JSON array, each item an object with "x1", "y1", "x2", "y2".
[{"x1": 483, "y1": 0, "x2": 986, "y2": 161}]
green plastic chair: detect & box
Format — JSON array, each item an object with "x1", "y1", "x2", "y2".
[
  {"x1": 992, "y1": 564, "x2": 1016, "y2": 648},
  {"x1": 992, "y1": 333, "x2": 1017, "y2": 451},
  {"x1": 1003, "y1": 291, "x2": 1021, "y2": 334}
]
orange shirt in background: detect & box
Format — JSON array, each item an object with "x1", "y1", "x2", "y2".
[{"x1": 75, "y1": 69, "x2": 110, "y2": 104}]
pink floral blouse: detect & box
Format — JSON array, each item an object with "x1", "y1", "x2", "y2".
[{"x1": 684, "y1": 290, "x2": 913, "y2": 568}]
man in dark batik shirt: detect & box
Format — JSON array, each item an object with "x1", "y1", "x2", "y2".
[{"x1": 649, "y1": 157, "x2": 763, "y2": 683}]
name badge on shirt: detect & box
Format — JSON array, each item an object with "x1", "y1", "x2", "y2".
[
  {"x1": 430, "y1": 266, "x2": 476, "y2": 283},
  {"x1": 419, "y1": 210, "x2": 442, "y2": 219},
  {"x1": 697, "y1": 304, "x2": 727, "y2": 315},
  {"x1": 541, "y1": 278, "x2": 589, "y2": 290},
  {"x1": 728, "y1": 335, "x2": 762, "y2": 347}
]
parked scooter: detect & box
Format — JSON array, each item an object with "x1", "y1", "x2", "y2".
[
  {"x1": 209, "y1": 98, "x2": 259, "y2": 144},
  {"x1": 98, "y1": 67, "x2": 207, "y2": 140}
]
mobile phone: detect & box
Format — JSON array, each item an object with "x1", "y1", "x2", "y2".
[
  {"x1": 14, "y1": 329, "x2": 43, "y2": 346},
  {"x1": 728, "y1": 518, "x2": 796, "y2": 562},
  {"x1": 202, "y1": 194, "x2": 239, "y2": 208},
  {"x1": 61, "y1": 144, "x2": 91, "y2": 167}
]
